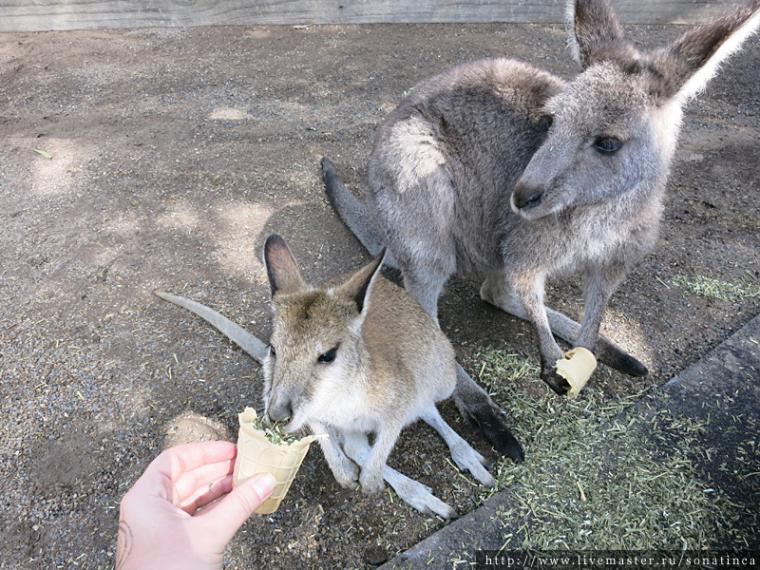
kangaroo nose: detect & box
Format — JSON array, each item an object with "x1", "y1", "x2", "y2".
[{"x1": 512, "y1": 184, "x2": 543, "y2": 211}]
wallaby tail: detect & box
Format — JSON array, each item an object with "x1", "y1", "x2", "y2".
[
  {"x1": 453, "y1": 364, "x2": 525, "y2": 462},
  {"x1": 320, "y1": 157, "x2": 398, "y2": 269},
  {"x1": 154, "y1": 291, "x2": 269, "y2": 364}
]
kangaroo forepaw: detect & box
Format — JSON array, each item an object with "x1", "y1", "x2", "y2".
[
  {"x1": 335, "y1": 473, "x2": 359, "y2": 490},
  {"x1": 541, "y1": 364, "x2": 571, "y2": 396},
  {"x1": 422, "y1": 499, "x2": 456, "y2": 520}
]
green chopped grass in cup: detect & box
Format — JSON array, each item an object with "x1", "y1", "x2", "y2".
[{"x1": 250, "y1": 415, "x2": 299, "y2": 445}]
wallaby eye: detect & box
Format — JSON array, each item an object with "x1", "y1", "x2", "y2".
[
  {"x1": 593, "y1": 136, "x2": 623, "y2": 154},
  {"x1": 317, "y1": 345, "x2": 339, "y2": 364},
  {"x1": 269, "y1": 346, "x2": 276, "y2": 358}
]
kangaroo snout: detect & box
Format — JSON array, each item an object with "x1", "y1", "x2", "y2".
[{"x1": 511, "y1": 182, "x2": 544, "y2": 213}]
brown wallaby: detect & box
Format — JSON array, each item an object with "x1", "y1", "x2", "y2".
[
  {"x1": 321, "y1": 0, "x2": 760, "y2": 396},
  {"x1": 156, "y1": 234, "x2": 513, "y2": 518}
]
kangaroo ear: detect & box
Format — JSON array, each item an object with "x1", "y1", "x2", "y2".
[
  {"x1": 338, "y1": 250, "x2": 386, "y2": 317},
  {"x1": 263, "y1": 234, "x2": 306, "y2": 297},
  {"x1": 647, "y1": 1, "x2": 760, "y2": 102},
  {"x1": 568, "y1": 0, "x2": 625, "y2": 68}
]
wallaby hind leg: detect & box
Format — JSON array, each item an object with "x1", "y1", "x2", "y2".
[
  {"x1": 341, "y1": 431, "x2": 456, "y2": 519},
  {"x1": 421, "y1": 407, "x2": 495, "y2": 486},
  {"x1": 480, "y1": 272, "x2": 648, "y2": 377},
  {"x1": 452, "y1": 365, "x2": 525, "y2": 462}
]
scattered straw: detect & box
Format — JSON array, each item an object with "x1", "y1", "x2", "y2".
[
  {"x1": 672, "y1": 275, "x2": 760, "y2": 302},
  {"x1": 475, "y1": 348, "x2": 539, "y2": 386},
  {"x1": 33, "y1": 148, "x2": 53, "y2": 160},
  {"x1": 471, "y1": 347, "x2": 745, "y2": 550}
]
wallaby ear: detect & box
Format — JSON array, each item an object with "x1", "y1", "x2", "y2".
[
  {"x1": 648, "y1": 1, "x2": 760, "y2": 102},
  {"x1": 337, "y1": 250, "x2": 386, "y2": 317},
  {"x1": 263, "y1": 234, "x2": 306, "y2": 297},
  {"x1": 567, "y1": 0, "x2": 626, "y2": 68}
]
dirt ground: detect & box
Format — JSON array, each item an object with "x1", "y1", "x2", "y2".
[{"x1": 0, "y1": 21, "x2": 758, "y2": 569}]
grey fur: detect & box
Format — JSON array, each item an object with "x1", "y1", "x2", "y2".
[{"x1": 322, "y1": 0, "x2": 760, "y2": 395}]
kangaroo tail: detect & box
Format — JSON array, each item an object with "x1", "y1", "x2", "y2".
[
  {"x1": 453, "y1": 364, "x2": 525, "y2": 462},
  {"x1": 154, "y1": 291, "x2": 269, "y2": 364},
  {"x1": 320, "y1": 157, "x2": 398, "y2": 269}
]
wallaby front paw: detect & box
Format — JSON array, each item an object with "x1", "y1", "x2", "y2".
[
  {"x1": 332, "y1": 462, "x2": 360, "y2": 490},
  {"x1": 360, "y1": 470, "x2": 385, "y2": 495},
  {"x1": 335, "y1": 473, "x2": 359, "y2": 490},
  {"x1": 541, "y1": 364, "x2": 571, "y2": 395}
]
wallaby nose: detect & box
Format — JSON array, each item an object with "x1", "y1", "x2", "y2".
[
  {"x1": 267, "y1": 397, "x2": 292, "y2": 422},
  {"x1": 512, "y1": 183, "x2": 543, "y2": 211}
]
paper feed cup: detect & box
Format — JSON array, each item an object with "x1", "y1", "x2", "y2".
[
  {"x1": 555, "y1": 347, "x2": 597, "y2": 398},
  {"x1": 233, "y1": 407, "x2": 319, "y2": 514}
]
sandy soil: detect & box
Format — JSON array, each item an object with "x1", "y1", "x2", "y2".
[{"x1": 0, "y1": 22, "x2": 758, "y2": 569}]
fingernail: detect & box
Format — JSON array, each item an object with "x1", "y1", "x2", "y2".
[{"x1": 252, "y1": 473, "x2": 277, "y2": 498}]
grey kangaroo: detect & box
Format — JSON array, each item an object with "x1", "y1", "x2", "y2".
[
  {"x1": 156, "y1": 234, "x2": 500, "y2": 518},
  {"x1": 321, "y1": 0, "x2": 760, "y2": 396}
]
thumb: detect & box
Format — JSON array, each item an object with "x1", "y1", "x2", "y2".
[{"x1": 200, "y1": 473, "x2": 277, "y2": 544}]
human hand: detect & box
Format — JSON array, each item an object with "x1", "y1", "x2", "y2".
[{"x1": 116, "y1": 440, "x2": 276, "y2": 570}]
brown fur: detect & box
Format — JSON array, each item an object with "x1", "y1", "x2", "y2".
[{"x1": 262, "y1": 235, "x2": 497, "y2": 516}]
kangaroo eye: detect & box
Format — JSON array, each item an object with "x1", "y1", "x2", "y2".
[
  {"x1": 594, "y1": 136, "x2": 623, "y2": 154},
  {"x1": 317, "y1": 345, "x2": 339, "y2": 364}
]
